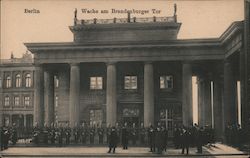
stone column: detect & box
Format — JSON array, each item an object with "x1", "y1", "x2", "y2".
[
  {"x1": 198, "y1": 78, "x2": 205, "y2": 127},
  {"x1": 223, "y1": 60, "x2": 237, "y2": 127},
  {"x1": 44, "y1": 70, "x2": 55, "y2": 126},
  {"x1": 24, "y1": 115, "x2": 27, "y2": 127},
  {"x1": 34, "y1": 65, "x2": 44, "y2": 127},
  {"x1": 204, "y1": 79, "x2": 212, "y2": 126},
  {"x1": 69, "y1": 63, "x2": 80, "y2": 128},
  {"x1": 106, "y1": 62, "x2": 117, "y2": 126},
  {"x1": 182, "y1": 62, "x2": 193, "y2": 127},
  {"x1": 144, "y1": 62, "x2": 154, "y2": 127},
  {"x1": 213, "y1": 76, "x2": 223, "y2": 141}
]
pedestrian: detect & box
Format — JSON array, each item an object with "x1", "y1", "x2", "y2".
[
  {"x1": 80, "y1": 123, "x2": 87, "y2": 144},
  {"x1": 73, "y1": 123, "x2": 79, "y2": 144},
  {"x1": 121, "y1": 122, "x2": 129, "y2": 149},
  {"x1": 107, "y1": 127, "x2": 118, "y2": 154},
  {"x1": 155, "y1": 124, "x2": 162, "y2": 154},
  {"x1": 181, "y1": 126, "x2": 191, "y2": 155},
  {"x1": 148, "y1": 124, "x2": 155, "y2": 152}
]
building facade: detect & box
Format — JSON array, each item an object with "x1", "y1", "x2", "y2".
[
  {"x1": 0, "y1": 5, "x2": 249, "y2": 140},
  {"x1": 0, "y1": 53, "x2": 34, "y2": 128}
]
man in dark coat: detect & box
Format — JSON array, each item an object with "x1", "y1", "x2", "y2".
[
  {"x1": 121, "y1": 122, "x2": 129, "y2": 149},
  {"x1": 148, "y1": 124, "x2": 155, "y2": 152},
  {"x1": 108, "y1": 127, "x2": 118, "y2": 154},
  {"x1": 181, "y1": 126, "x2": 191, "y2": 155},
  {"x1": 131, "y1": 123, "x2": 137, "y2": 145}
]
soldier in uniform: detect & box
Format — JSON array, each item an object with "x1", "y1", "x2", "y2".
[
  {"x1": 89, "y1": 124, "x2": 95, "y2": 144},
  {"x1": 121, "y1": 122, "x2": 129, "y2": 149},
  {"x1": 32, "y1": 123, "x2": 40, "y2": 145},
  {"x1": 50, "y1": 123, "x2": 56, "y2": 145},
  {"x1": 107, "y1": 127, "x2": 118, "y2": 154},
  {"x1": 106, "y1": 123, "x2": 112, "y2": 144},
  {"x1": 58, "y1": 123, "x2": 63, "y2": 147},
  {"x1": 139, "y1": 123, "x2": 146, "y2": 145},
  {"x1": 97, "y1": 123, "x2": 104, "y2": 144},
  {"x1": 65, "y1": 123, "x2": 71, "y2": 145},
  {"x1": 148, "y1": 124, "x2": 155, "y2": 152},
  {"x1": 43, "y1": 123, "x2": 49, "y2": 145},
  {"x1": 80, "y1": 122, "x2": 87, "y2": 144},
  {"x1": 2, "y1": 126, "x2": 10, "y2": 150},
  {"x1": 181, "y1": 126, "x2": 191, "y2": 155},
  {"x1": 11, "y1": 123, "x2": 18, "y2": 145},
  {"x1": 115, "y1": 122, "x2": 121, "y2": 145},
  {"x1": 73, "y1": 123, "x2": 80, "y2": 144},
  {"x1": 131, "y1": 123, "x2": 137, "y2": 145}
]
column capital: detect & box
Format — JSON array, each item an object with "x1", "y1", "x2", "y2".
[
  {"x1": 69, "y1": 63, "x2": 80, "y2": 67},
  {"x1": 144, "y1": 61, "x2": 153, "y2": 65},
  {"x1": 106, "y1": 61, "x2": 117, "y2": 66}
]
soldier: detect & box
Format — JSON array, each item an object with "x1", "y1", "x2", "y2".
[
  {"x1": 107, "y1": 127, "x2": 118, "y2": 154},
  {"x1": 139, "y1": 123, "x2": 146, "y2": 145},
  {"x1": 80, "y1": 122, "x2": 87, "y2": 144},
  {"x1": 58, "y1": 123, "x2": 63, "y2": 147},
  {"x1": 115, "y1": 122, "x2": 121, "y2": 145},
  {"x1": 121, "y1": 122, "x2": 129, "y2": 149},
  {"x1": 11, "y1": 123, "x2": 18, "y2": 145},
  {"x1": 162, "y1": 125, "x2": 168, "y2": 152},
  {"x1": 106, "y1": 123, "x2": 112, "y2": 144},
  {"x1": 43, "y1": 123, "x2": 49, "y2": 145},
  {"x1": 2, "y1": 126, "x2": 10, "y2": 150},
  {"x1": 173, "y1": 125, "x2": 181, "y2": 149},
  {"x1": 131, "y1": 123, "x2": 137, "y2": 145},
  {"x1": 89, "y1": 124, "x2": 95, "y2": 144},
  {"x1": 97, "y1": 123, "x2": 104, "y2": 144},
  {"x1": 73, "y1": 123, "x2": 80, "y2": 144},
  {"x1": 65, "y1": 123, "x2": 71, "y2": 145},
  {"x1": 50, "y1": 123, "x2": 56, "y2": 145},
  {"x1": 32, "y1": 123, "x2": 40, "y2": 145},
  {"x1": 148, "y1": 124, "x2": 155, "y2": 152},
  {"x1": 155, "y1": 123, "x2": 163, "y2": 154}
]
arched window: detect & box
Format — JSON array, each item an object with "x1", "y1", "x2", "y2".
[
  {"x1": 25, "y1": 74, "x2": 31, "y2": 87},
  {"x1": 6, "y1": 76, "x2": 11, "y2": 88},
  {"x1": 15, "y1": 74, "x2": 21, "y2": 87}
]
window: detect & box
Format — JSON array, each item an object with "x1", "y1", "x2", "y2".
[
  {"x1": 15, "y1": 74, "x2": 21, "y2": 87},
  {"x1": 14, "y1": 96, "x2": 20, "y2": 106},
  {"x1": 160, "y1": 76, "x2": 173, "y2": 89},
  {"x1": 124, "y1": 76, "x2": 137, "y2": 89},
  {"x1": 24, "y1": 96, "x2": 30, "y2": 106},
  {"x1": 25, "y1": 74, "x2": 31, "y2": 87},
  {"x1": 55, "y1": 95, "x2": 58, "y2": 107},
  {"x1": 4, "y1": 96, "x2": 10, "y2": 106},
  {"x1": 6, "y1": 76, "x2": 11, "y2": 88},
  {"x1": 90, "y1": 77, "x2": 103, "y2": 90},
  {"x1": 55, "y1": 76, "x2": 59, "y2": 88},
  {"x1": 89, "y1": 109, "x2": 103, "y2": 126}
]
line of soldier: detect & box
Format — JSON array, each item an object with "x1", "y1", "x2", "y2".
[
  {"x1": 30, "y1": 122, "x2": 149, "y2": 146},
  {"x1": 173, "y1": 123, "x2": 215, "y2": 155},
  {"x1": 0, "y1": 124, "x2": 18, "y2": 151}
]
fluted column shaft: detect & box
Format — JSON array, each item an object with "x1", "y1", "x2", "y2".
[
  {"x1": 44, "y1": 70, "x2": 55, "y2": 126},
  {"x1": 144, "y1": 62, "x2": 154, "y2": 127},
  {"x1": 69, "y1": 63, "x2": 80, "y2": 128},
  {"x1": 182, "y1": 63, "x2": 193, "y2": 127},
  {"x1": 34, "y1": 65, "x2": 44, "y2": 127},
  {"x1": 106, "y1": 62, "x2": 117, "y2": 126}
]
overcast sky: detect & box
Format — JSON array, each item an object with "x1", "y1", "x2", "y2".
[{"x1": 0, "y1": 0, "x2": 244, "y2": 59}]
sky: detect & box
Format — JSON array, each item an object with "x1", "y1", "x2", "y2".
[{"x1": 0, "y1": 0, "x2": 244, "y2": 59}]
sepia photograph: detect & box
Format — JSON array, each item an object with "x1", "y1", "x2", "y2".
[{"x1": 0, "y1": 0, "x2": 250, "y2": 157}]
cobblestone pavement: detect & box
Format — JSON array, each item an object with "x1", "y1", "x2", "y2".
[{"x1": 1, "y1": 143, "x2": 249, "y2": 158}]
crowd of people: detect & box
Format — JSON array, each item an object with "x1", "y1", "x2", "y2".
[
  {"x1": 225, "y1": 124, "x2": 248, "y2": 147},
  {"x1": 1, "y1": 122, "x2": 248, "y2": 155}
]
